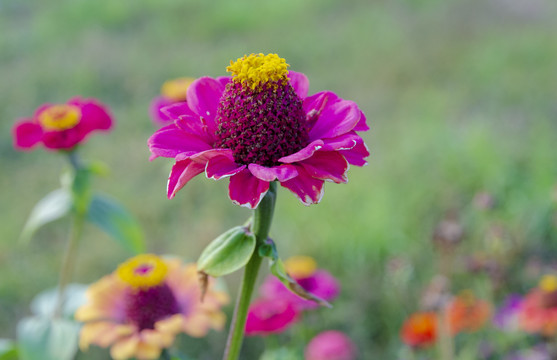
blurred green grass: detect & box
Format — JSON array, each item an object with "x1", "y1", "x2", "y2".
[{"x1": 1, "y1": 0, "x2": 557, "y2": 358}]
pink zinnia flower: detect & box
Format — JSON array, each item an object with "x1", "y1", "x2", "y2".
[
  {"x1": 75, "y1": 254, "x2": 229, "y2": 360},
  {"x1": 148, "y1": 53, "x2": 369, "y2": 208},
  {"x1": 260, "y1": 256, "x2": 340, "y2": 310},
  {"x1": 305, "y1": 331, "x2": 358, "y2": 360},
  {"x1": 12, "y1": 97, "x2": 113, "y2": 151},
  {"x1": 149, "y1": 77, "x2": 195, "y2": 126},
  {"x1": 245, "y1": 297, "x2": 299, "y2": 336}
]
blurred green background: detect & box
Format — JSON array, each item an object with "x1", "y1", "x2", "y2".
[{"x1": 1, "y1": 0, "x2": 557, "y2": 358}]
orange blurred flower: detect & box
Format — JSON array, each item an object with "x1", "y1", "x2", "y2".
[
  {"x1": 447, "y1": 291, "x2": 491, "y2": 334},
  {"x1": 400, "y1": 312, "x2": 437, "y2": 348}
]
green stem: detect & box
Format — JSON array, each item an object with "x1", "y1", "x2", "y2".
[
  {"x1": 54, "y1": 151, "x2": 86, "y2": 318},
  {"x1": 223, "y1": 182, "x2": 277, "y2": 360}
]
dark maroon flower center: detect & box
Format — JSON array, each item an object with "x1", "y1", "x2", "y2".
[
  {"x1": 124, "y1": 283, "x2": 180, "y2": 330},
  {"x1": 215, "y1": 80, "x2": 309, "y2": 167}
]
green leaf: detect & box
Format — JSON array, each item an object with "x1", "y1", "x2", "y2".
[
  {"x1": 197, "y1": 226, "x2": 256, "y2": 277},
  {"x1": 20, "y1": 189, "x2": 72, "y2": 244},
  {"x1": 0, "y1": 339, "x2": 18, "y2": 360},
  {"x1": 87, "y1": 193, "x2": 145, "y2": 254},
  {"x1": 17, "y1": 316, "x2": 80, "y2": 360},
  {"x1": 30, "y1": 284, "x2": 87, "y2": 319}
]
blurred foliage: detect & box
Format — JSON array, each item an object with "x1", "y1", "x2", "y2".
[{"x1": 1, "y1": 0, "x2": 557, "y2": 358}]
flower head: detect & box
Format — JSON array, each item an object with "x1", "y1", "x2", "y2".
[
  {"x1": 519, "y1": 275, "x2": 557, "y2": 335},
  {"x1": 245, "y1": 298, "x2": 299, "y2": 337},
  {"x1": 260, "y1": 256, "x2": 340, "y2": 310},
  {"x1": 75, "y1": 254, "x2": 229, "y2": 360},
  {"x1": 305, "y1": 330, "x2": 358, "y2": 360},
  {"x1": 148, "y1": 53, "x2": 369, "y2": 208},
  {"x1": 494, "y1": 294, "x2": 523, "y2": 331},
  {"x1": 447, "y1": 291, "x2": 491, "y2": 334},
  {"x1": 150, "y1": 77, "x2": 195, "y2": 126},
  {"x1": 13, "y1": 97, "x2": 113, "y2": 151},
  {"x1": 400, "y1": 312, "x2": 437, "y2": 348}
]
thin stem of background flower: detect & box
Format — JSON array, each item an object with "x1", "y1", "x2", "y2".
[
  {"x1": 223, "y1": 181, "x2": 277, "y2": 360},
  {"x1": 54, "y1": 151, "x2": 86, "y2": 318}
]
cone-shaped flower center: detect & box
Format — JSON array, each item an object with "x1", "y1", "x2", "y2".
[
  {"x1": 117, "y1": 254, "x2": 180, "y2": 330},
  {"x1": 161, "y1": 77, "x2": 195, "y2": 102},
  {"x1": 215, "y1": 53, "x2": 309, "y2": 167},
  {"x1": 38, "y1": 104, "x2": 81, "y2": 131}
]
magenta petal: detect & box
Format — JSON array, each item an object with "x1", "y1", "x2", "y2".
[
  {"x1": 322, "y1": 132, "x2": 361, "y2": 151},
  {"x1": 245, "y1": 298, "x2": 299, "y2": 336},
  {"x1": 72, "y1": 98, "x2": 113, "y2": 132},
  {"x1": 160, "y1": 102, "x2": 196, "y2": 120},
  {"x1": 278, "y1": 140, "x2": 324, "y2": 163},
  {"x1": 280, "y1": 166, "x2": 325, "y2": 206},
  {"x1": 248, "y1": 164, "x2": 299, "y2": 182},
  {"x1": 186, "y1": 77, "x2": 224, "y2": 132},
  {"x1": 353, "y1": 110, "x2": 370, "y2": 132},
  {"x1": 300, "y1": 151, "x2": 349, "y2": 183},
  {"x1": 228, "y1": 169, "x2": 270, "y2": 209},
  {"x1": 340, "y1": 139, "x2": 369, "y2": 166},
  {"x1": 148, "y1": 124, "x2": 212, "y2": 160},
  {"x1": 307, "y1": 94, "x2": 361, "y2": 141},
  {"x1": 216, "y1": 76, "x2": 231, "y2": 88},
  {"x1": 149, "y1": 96, "x2": 174, "y2": 125},
  {"x1": 167, "y1": 159, "x2": 205, "y2": 199},
  {"x1": 207, "y1": 158, "x2": 246, "y2": 180},
  {"x1": 189, "y1": 148, "x2": 245, "y2": 180},
  {"x1": 13, "y1": 120, "x2": 42, "y2": 150},
  {"x1": 288, "y1": 71, "x2": 309, "y2": 99}
]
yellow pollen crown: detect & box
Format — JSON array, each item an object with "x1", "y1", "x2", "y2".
[
  {"x1": 161, "y1": 77, "x2": 195, "y2": 101},
  {"x1": 227, "y1": 53, "x2": 289, "y2": 90},
  {"x1": 540, "y1": 275, "x2": 557, "y2": 293},
  {"x1": 38, "y1": 104, "x2": 81, "y2": 131},
  {"x1": 117, "y1": 254, "x2": 168, "y2": 289},
  {"x1": 285, "y1": 255, "x2": 317, "y2": 279}
]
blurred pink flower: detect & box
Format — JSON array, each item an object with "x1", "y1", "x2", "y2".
[
  {"x1": 149, "y1": 77, "x2": 195, "y2": 126},
  {"x1": 13, "y1": 97, "x2": 112, "y2": 151},
  {"x1": 148, "y1": 53, "x2": 369, "y2": 208},
  {"x1": 305, "y1": 331, "x2": 357, "y2": 360},
  {"x1": 260, "y1": 256, "x2": 340, "y2": 310},
  {"x1": 245, "y1": 298, "x2": 299, "y2": 337}
]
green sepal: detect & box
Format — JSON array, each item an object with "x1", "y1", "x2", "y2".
[
  {"x1": 261, "y1": 238, "x2": 332, "y2": 308},
  {"x1": 87, "y1": 193, "x2": 145, "y2": 254},
  {"x1": 197, "y1": 226, "x2": 256, "y2": 277},
  {"x1": 19, "y1": 189, "x2": 73, "y2": 244}
]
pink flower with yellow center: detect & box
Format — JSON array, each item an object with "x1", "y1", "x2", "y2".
[
  {"x1": 260, "y1": 256, "x2": 340, "y2": 310},
  {"x1": 519, "y1": 275, "x2": 557, "y2": 335},
  {"x1": 148, "y1": 53, "x2": 369, "y2": 208},
  {"x1": 75, "y1": 254, "x2": 229, "y2": 360},
  {"x1": 12, "y1": 97, "x2": 113, "y2": 151},
  {"x1": 150, "y1": 77, "x2": 197, "y2": 126}
]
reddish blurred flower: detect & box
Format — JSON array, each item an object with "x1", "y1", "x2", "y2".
[
  {"x1": 305, "y1": 330, "x2": 357, "y2": 360},
  {"x1": 519, "y1": 275, "x2": 557, "y2": 336},
  {"x1": 400, "y1": 312, "x2": 437, "y2": 348},
  {"x1": 245, "y1": 298, "x2": 299, "y2": 337},
  {"x1": 148, "y1": 53, "x2": 369, "y2": 208},
  {"x1": 149, "y1": 77, "x2": 195, "y2": 126},
  {"x1": 260, "y1": 256, "x2": 340, "y2": 310},
  {"x1": 13, "y1": 97, "x2": 112, "y2": 151},
  {"x1": 448, "y1": 291, "x2": 491, "y2": 334},
  {"x1": 76, "y1": 254, "x2": 228, "y2": 360}
]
